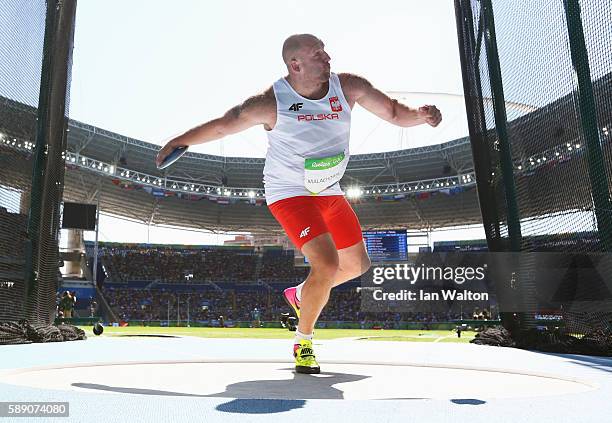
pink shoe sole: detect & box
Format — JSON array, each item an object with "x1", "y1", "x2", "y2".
[{"x1": 283, "y1": 287, "x2": 301, "y2": 318}]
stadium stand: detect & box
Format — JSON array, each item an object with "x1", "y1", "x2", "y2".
[{"x1": 91, "y1": 243, "x2": 489, "y2": 327}]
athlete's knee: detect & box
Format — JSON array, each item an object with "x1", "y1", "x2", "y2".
[
  {"x1": 302, "y1": 233, "x2": 339, "y2": 281},
  {"x1": 311, "y1": 256, "x2": 339, "y2": 280},
  {"x1": 340, "y1": 252, "x2": 371, "y2": 277}
]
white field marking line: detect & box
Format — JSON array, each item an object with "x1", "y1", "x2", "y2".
[
  {"x1": 101, "y1": 331, "x2": 201, "y2": 336},
  {"x1": 434, "y1": 334, "x2": 456, "y2": 343},
  {"x1": 0, "y1": 359, "x2": 598, "y2": 389},
  {"x1": 333, "y1": 334, "x2": 445, "y2": 341},
  {"x1": 83, "y1": 331, "x2": 212, "y2": 343}
]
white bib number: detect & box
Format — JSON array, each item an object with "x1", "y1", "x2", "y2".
[{"x1": 304, "y1": 151, "x2": 349, "y2": 194}]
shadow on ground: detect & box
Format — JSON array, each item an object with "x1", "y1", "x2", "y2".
[{"x1": 73, "y1": 368, "x2": 374, "y2": 413}]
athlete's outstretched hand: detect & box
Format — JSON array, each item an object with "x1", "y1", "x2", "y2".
[{"x1": 418, "y1": 105, "x2": 442, "y2": 127}]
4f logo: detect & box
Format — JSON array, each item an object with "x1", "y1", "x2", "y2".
[
  {"x1": 329, "y1": 96, "x2": 342, "y2": 112},
  {"x1": 289, "y1": 103, "x2": 303, "y2": 111},
  {"x1": 299, "y1": 226, "x2": 311, "y2": 238}
]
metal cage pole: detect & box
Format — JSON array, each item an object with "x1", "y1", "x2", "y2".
[
  {"x1": 25, "y1": 0, "x2": 77, "y2": 323},
  {"x1": 454, "y1": 0, "x2": 504, "y2": 250},
  {"x1": 563, "y1": 0, "x2": 612, "y2": 252},
  {"x1": 93, "y1": 193, "x2": 101, "y2": 286},
  {"x1": 480, "y1": 0, "x2": 522, "y2": 251}
]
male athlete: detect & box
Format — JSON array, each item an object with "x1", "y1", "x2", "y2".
[{"x1": 156, "y1": 34, "x2": 442, "y2": 374}]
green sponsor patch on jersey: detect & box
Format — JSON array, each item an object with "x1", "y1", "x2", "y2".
[{"x1": 305, "y1": 152, "x2": 345, "y2": 171}]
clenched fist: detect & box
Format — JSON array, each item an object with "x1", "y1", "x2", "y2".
[{"x1": 418, "y1": 105, "x2": 442, "y2": 127}]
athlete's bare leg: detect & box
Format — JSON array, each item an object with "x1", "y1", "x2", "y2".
[
  {"x1": 297, "y1": 235, "x2": 371, "y2": 334},
  {"x1": 297, "y1": 233, "x2": 339, "y2": 334},
  {"x1": 332, "y1": 240, "x2": 371, "y2": 287}
]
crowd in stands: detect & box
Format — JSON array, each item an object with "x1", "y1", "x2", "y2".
[
  {"x1": 102, "y1": 286, "x2": 279, "y2": 322},
  {"x1": 93, "y1": 243, "x2": 492, "y2": 325},
  {"x1": 102, "y1": 285, "x2": 472, "y2": 325},
  {"x1": 99, "y1": 245, "x2": 258, "y2": 283},
  {"x1": 258, "y1": 250, "x2": 309, "y2": 282},
  {"x1": 97, "y1": 244, "x2": 306, "y2": 283}
]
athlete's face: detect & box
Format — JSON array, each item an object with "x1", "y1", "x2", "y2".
[{"x1": 298, "y1": 41, "x2": 331, "y2": 82}]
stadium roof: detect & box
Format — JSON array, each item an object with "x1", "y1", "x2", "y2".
[
  {"x1": 1, "y1": 72, "x2": 610, "y2": 232},
  {"x1": 61, "y1": 114, "x2": 481, "y2": 232}
]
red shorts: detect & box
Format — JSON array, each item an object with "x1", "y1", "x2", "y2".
[{"x1": 268, "y1": 195, "x2": 363, "y2": 251}]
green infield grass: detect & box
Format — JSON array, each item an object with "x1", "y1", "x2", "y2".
[{"x1": 78, "y1": 325, "x2": 477, "y2": 343}]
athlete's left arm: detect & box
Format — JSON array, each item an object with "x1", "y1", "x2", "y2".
[{"x1": 339, "y1": 73, "x2": 441, "y2": 128}]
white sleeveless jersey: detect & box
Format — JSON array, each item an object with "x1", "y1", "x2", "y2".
[{"x1": 263, "y1": 72, "x2": 351, "y2": 205}]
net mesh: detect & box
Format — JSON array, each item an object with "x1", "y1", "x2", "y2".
[
  {"x1": 0, "y1": 0, "x2": 46, "y2": 324},
  {"x1": 0, "y1": 0, "x2": 77, "y2": 343},
  {"x1": 455, "y1": 0, "x2": 612, "y2": 355}
]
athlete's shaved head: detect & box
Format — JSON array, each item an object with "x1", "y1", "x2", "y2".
[
  {"x1": 282, "y1": 34, "x2": 330, "y2": 83},
  {"x1": 282, "y1": 34, "x2": 323, "y2": 66}
]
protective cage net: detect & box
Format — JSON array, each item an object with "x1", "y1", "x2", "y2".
[
  {"x1": 455, "y1": 0, "x2": 612, "y2": 355},
  {"x1": 0, "y1": 0, "x2": 80, "y2": 344}
]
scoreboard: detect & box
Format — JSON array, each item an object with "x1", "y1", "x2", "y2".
[
  {"x1": 363, "y1": 229, "x2": 408, "y2": 261},
  {"x1": 303, "y1": 229, "x2": 408, "y2": 264}
]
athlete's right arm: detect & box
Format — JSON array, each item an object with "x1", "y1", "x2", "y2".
[{"x1": 156, "y1": 89, "x2": 275, "y2": 166}]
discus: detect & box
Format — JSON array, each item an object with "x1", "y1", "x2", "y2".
[{"x1": 157, "y1": 146, "x2": 188, "y2": 170}]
